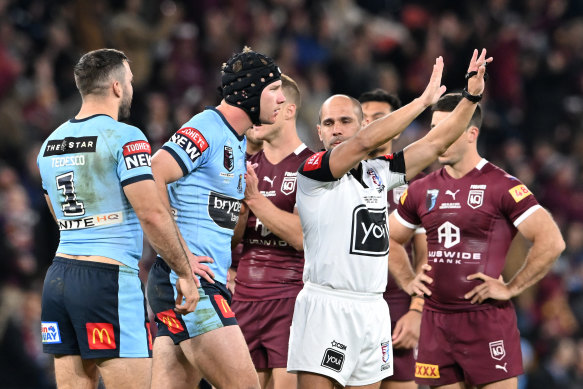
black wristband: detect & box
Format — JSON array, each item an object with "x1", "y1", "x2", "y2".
[{"x1": 462, "y1": 87, "x2": 482, "y2": 103}]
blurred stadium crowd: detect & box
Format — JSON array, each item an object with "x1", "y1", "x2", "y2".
[{"x1": 0, "y1": 0, "x2": 583, "y2": 387}]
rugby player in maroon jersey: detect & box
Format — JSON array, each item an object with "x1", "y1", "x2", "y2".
[{"x1": 389, "y1": 93, "x2": 565, "y2": 389}]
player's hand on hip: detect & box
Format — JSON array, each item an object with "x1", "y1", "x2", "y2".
[
  {"x1": 405, "y1": 263, "x2": 433, "y2": 297},
  {"x1": 188, "y1": 252, "x2": 215, "y2": 286},
  {"x1": 418, "y1": 56, "x2": 447, "y2": 107},
  {"x1": 392, "y1": 310, "x2": 421, "y2": 349},
  {"x1": 174, "y1": 276, "x2": 200, "y2": 314},
  {"x1": 464, "y1": 273, "x2": 511, "y2": 304},
  {"x1": 466, "y1": 48, "x2": 493, "y2": 96},
  {"x1": 244, "y1": 161, "x2": 261, "y2": 202}
]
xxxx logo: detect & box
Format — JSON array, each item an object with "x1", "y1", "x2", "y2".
[{"x1": 415, "y1": 362, "x2": 440, "y2": 379}]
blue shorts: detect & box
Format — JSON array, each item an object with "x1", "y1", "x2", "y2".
[
  {"x1": 147, "y1": 257, "x2": 238, "y2": 344},
  {"x1": 41, "y1": 257, "x2": 152, "y2": 358}
]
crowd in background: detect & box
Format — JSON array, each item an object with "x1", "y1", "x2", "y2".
[{"x1": 0, "y1": 0, "x2": 583, "y2": 387}]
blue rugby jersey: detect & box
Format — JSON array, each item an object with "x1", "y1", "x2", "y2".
[
  {"x1": 162, "y1": 107, "x2": 246, "y2": 284},
  {"x1": 37, "y1": 114, "x2": 154, "y2": 269}
]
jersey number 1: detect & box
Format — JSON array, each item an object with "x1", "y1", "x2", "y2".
[{"x1": 56, "y1": 172, "x2": 85, "y2": 216}]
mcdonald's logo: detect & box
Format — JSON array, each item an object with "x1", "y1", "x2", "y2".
[
  {"x1": 214, "y1": 295, "x2": 235, "y2": 318},
  {"x1": 86, "y1": 323, "x2": 116, "y2": 350},
  {"x1": 146, "y1": 322, "x2": 153, "y2": 350},
  {"x1": 156, "y1": 309, "x2": 185, "y2": 334}
]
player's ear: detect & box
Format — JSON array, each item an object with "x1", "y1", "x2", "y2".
[
  {"x1": 112, "y1": 80, "x2": 122, "y2": 98},
  {"x1": 317, "y1": 125, "x2": 323, "y2": 141},
  {"x1": 467, "y1": 126, "x2": 480, "y2": 143},
  {"x1": 286, "y1": 103, "x2": 296, "y2": 120}
]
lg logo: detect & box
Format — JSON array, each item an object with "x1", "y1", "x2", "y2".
[{"x1": 437, "y1": 222, "x2": 460, "y2": 248}]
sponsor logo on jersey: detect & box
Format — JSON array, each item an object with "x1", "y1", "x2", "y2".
[
  {"x1": 392, "y1": 185, "x2": 407, "y2": 205},
  {"x1": 213, "y1": 295, "x2": 235, "y2": 318},
  {"x1": 224, "y1": 146, "x2": 234, "y2": 171},
  {"x1": 86, "y1": 323, "x2": 116, "y2": 350},
  {"x1": 321, "y1": 348, "x2": 344, "y2": 372},
  {"x1": 303, "y1": 151, "x2": 325, "y2": 171},
  {"x1": 437, "y1": 221, "x2": 460, "y2": 248},
  {"x1": 41, "y1": 322, "x2": 62, "y2": 344},
  {"x1": 156, "y1": 309, "x2": 185, "y2": 334},
  {"x1": 400, "y1": 188, "x2": 408, "y2": 205},
  {"x1": 331, "y1": 340, "x2": 347, "y2": 350},
  {"x1": 51, "y1": 155, "x2": 86, "y2": 167},
  {"x1": 208, "y1": 191, "x2": 242, "y2": 230},
  {"x1": 281, "y1": 171, "x2": 297, "y2": 195},
  {"x1": 367, "y1": 168, "x2": 385, "y2": 193},
  {"x1": 489, "y1": 340, "x2": 506, "y2": 361},
  {"x1": 468, "y1": 184, "x2": 486, "y2": 209},
  {"x1": 445, "y1": 189, "x2": 460, "y2": 200},
  {"x1": 123, "y1": 140, "x2": 152, "y2": 170},
  {"x1": 170, "y1": 127, "x2": 209, "y2": 162},
  {"x1": 509, "y1": 184, "x2": 532, "y2": 203},
  {"x1": 263, "y1": 176, "x2": 276, "y2": 187},
  {"x1": 426, "y1": 189, "x2": 439, "y2": 211},
  {"x1": 415, "y1": 363, "x2": 440, "y2": 378},
  {"x1": 350, "y1": 206, "x2": 389, "y2": 256},
  {"x1": 381, "y1": 341, "x2": 391, "y2": 365},
  {"x1": 237, "y1": 174, "x2": 244, "y2": 193},
  {"x1": 44, "y1": 136, "x2": 98, "y2": 156},
  {"x1": 57, "y1": 211, "x2": 123, "y2": 230}
]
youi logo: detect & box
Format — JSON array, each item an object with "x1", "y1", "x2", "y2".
[{"x1": 41, "y1": 322, "x2": 62, "y2": 344}]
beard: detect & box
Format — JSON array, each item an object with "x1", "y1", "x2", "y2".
[{"x1": 118, "y1": 95, "x2": 132, "y2": 120}]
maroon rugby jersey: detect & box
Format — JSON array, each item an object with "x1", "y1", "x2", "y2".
[
  {"x1": 395, "y1": 159, "x2": 540, "y2": 311},
  {"x1": 233, "y1": 144, "x2": 314, "y2": 301}
]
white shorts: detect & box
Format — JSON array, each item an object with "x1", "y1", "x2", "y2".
[{"x1": 287, "y1": 282, "x2": 393, "y2": 386}]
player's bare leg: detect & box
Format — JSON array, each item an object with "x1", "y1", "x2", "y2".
[
  {"x1": 297, "y1": 372, "x2": 336, "y2": 389},
  {"x1": 478, "y1": 377, "x2": 518, "y2": 389},
  {"x1": 432, "y1": 383, "x2": 472, "y2": 389},
  {"x1": 346, "y1": 381, "x2": 381, "y2": 389},
  {"x1": 54, "y1": 355, "x2": 99, "y2": 389},
  {"x1": 96, "y1": 357, "x2": 151, "y2": 389},
  {"x1": 267, "y1": 367, "x2": 296, "y2": 389},
  {"x1": 180, "y1": 325, "x2": 260, "y2": 389},
  {"x1": 258, "y1": 369, "x2": 272, "y2": 388},
  {"x1": 152, "y1": 335, "x2": 202, "y2": 389},
  {"x1": 381, "y1": 380, "x2": 416, "y2": 389}
]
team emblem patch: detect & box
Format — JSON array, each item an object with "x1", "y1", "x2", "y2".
[
  {"x1": 281, "y1": 174, "x2": 296, "y2": 195},
  {"x1": 489, "y1": 340, "x2": 506, "y2": 361},
  {"x1": 321, "y1": 348, "x2": 344, "y2": 372},
  {"x1": 381, "y1": 341, "x2": 391, "y2": 371},
  {"x1": 224, "y1": 146, "x2": 234, "y2": 171},
  {"x1": 367, "y1": 168, "x2": 385, "y2": 193},
  {"x1": 41, "y1": 322, "x2": 62, "y2": 344},
  {"x1": 426, "y1": 189, "x2": 439, "y2": 211},
  {"x1": 400, "y1": 188, "x2": 408, "y2": 205},
  {"x1": 468, "y1": 189, "x2": 484, "y2": 209},
  {"x1": 415, "y1": 363, "x2": 440, "y2": 378}
]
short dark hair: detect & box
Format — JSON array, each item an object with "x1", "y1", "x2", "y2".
[
  {"x1": 431, "y1": 92, "x2": 482, "y2": 129},
  {"x1": 74, "y1": 49, "x2": 128, "y2": 97},
  {"x1": 281, "y1": 74, "x2": 301, "y2": 112},
  {"x1": 358, "y1": 88, "x2": 402, "y2": 111}
]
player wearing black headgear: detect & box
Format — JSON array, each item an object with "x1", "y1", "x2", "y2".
[
  {"x1": 147, "y1": 47, "x2": 285, "y2": 389},
  {"x1": 221, "y1": 46, "x2": 282, "y2": 125}
]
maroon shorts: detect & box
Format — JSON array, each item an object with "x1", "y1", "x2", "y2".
[
  {"x1": 383, "y1": 298, "x2": 415, "y2": 382},
  {"x1": 231, "y1": 298, "x2": 296, "y2": 369},
  {"x1": 415, "y1": 303, "x2": 523, "y2": 386}
]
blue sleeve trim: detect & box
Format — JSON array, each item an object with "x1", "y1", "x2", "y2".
[
  {"x1": 162, "y1": 145, "x2": 189, "y2": 177},
  {"x1": 121, "y1": 174, "x2": 154, "y2": 187}
]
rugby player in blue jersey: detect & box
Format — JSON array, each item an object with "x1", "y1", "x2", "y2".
[
  {"x1": 147, "y1": 47, "x2": 285, "y2": 389},
  {"x1": 37, "y1": 49, "x2": 198, "y2": 389}
]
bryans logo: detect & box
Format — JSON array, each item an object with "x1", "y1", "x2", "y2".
[
  {"x1": 208, "y1": 191, "x2": 242, "y2": 230},
  {"x1": 350, "y1": 206, "x2": 389, "y2": 256}
]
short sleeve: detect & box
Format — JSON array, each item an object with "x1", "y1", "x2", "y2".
[
  {"x1": 116, "y1": 126, "x2": 154, "y2": 187},
  {"x1": 372, "y1": 150, "x2": 407, "y2": 190},
  {"x1": 498, "y1": 176, "x2": 541, "y2": 227},
  {"x1": 161, "y1": 126, "x2": 211, "y2": 176},
  {"x1": 394, "y1": 185, "x2": 422, "y2": 229}
]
